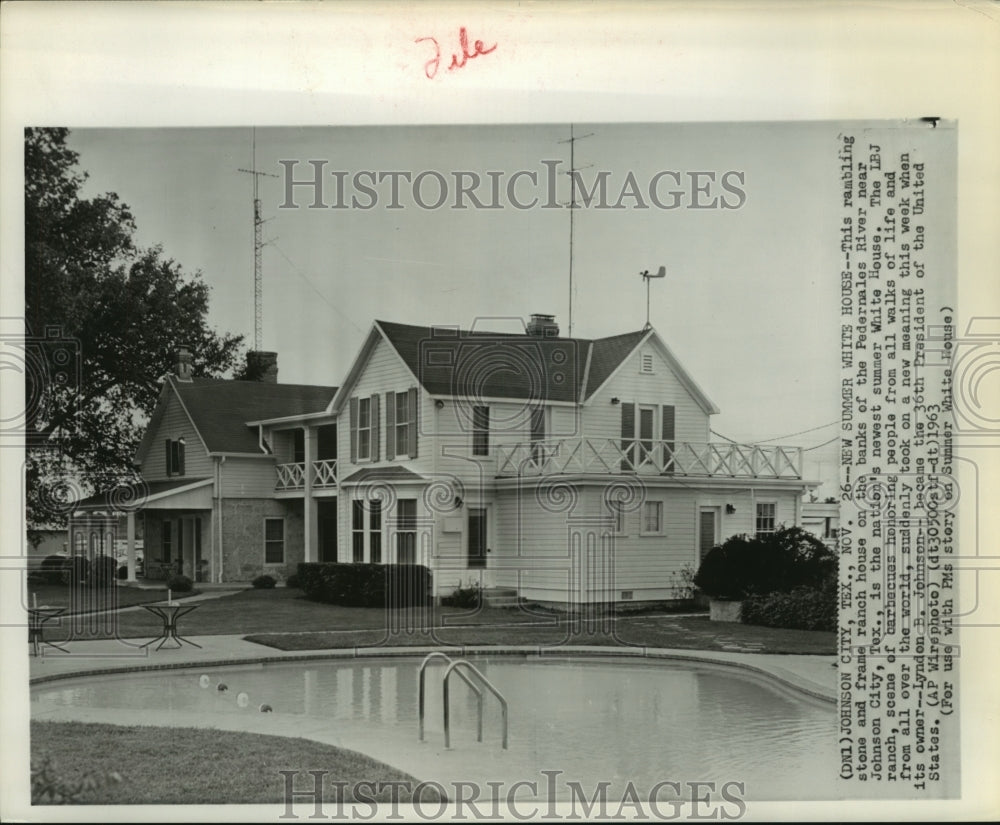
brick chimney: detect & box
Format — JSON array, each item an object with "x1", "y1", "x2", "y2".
[
  {"x1": 175, "y1": 345, "x2": 194, "y2": 382},
  {"x1": 526, "y1": 314, "x2": 559, "y2": 337},
  {"x1": 246, "y1": 351, "x2": 279, "y2": 383}
]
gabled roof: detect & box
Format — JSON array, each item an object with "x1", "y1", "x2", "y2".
[
  {"x1": 137, "y1": 377, "x2": 338, "y2": 462},
  {"x1": 371, "y1": 320, "x2": 651, "y2": 404},
  {"x1": 340, "y1": 466, "x2": 428, "y2": 484}
]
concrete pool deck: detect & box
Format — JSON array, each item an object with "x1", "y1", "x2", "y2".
[{"x1": 28, "y1": 632, "x2": 837, "y2": 703}]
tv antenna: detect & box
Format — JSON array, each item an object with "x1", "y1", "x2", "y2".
[
  {"x1": 558, "y1": 125, "x2": 593, "y2": 338},
  {"x1": 238, "y1": 128, "x2": 279, "y2": 351},
  {"x1": 640, "y1": 266, "x2": 666, "y2": 330}
]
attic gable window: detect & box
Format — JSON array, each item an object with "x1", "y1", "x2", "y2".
[
  {"x1": 640, "y1": 353, "x2": 654, "y2": 374},
  {"x1": 165, "y1": 438, "x2": 185, "y2": 476}
]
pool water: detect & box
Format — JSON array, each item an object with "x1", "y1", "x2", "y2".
[{"x1": 32, "y1": 655, "x2": 837, "y2": 801}]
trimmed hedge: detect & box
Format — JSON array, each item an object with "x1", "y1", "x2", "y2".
[
  {"x1": 742, "y1": 583, "x2": 837, "y2": 632},
  {"x1": 252, "y1": 574, "x2": 277, "y2": 589},
  {"x1": 297, "y1": 563, "x2": 432, "y2": 608}
]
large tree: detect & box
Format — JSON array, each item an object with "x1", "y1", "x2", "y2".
[{"x1": 24, "y1": 127, "x2": 245, "y2": 537}]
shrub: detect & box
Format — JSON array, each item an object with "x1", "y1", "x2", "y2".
[
  {"x1": 741, "y1": 581, "x2": 837, "y2": 631},
  {"x1": 166, "y1": 573, "x2": 193, "y2": 593},
  {"x1": 89, "y1": 554, "x2": 118, "y2": 587},
  {"x1": 62, "y1": 555, "x2": 90, "y2": 587},
  {"x1": 297, "y1": 563, "x2": 432, "y2": 608},
  {"x1": 441, "y1": 584, "x2": 481, "y2": 609},
  {"x1": 40, "y1": 555, "x2": 70, "y2": 586},
  {"x1": 284, "y1": 572, "x2": 301, "y2": 589},
  {"x1": 31, "y1": 752, "x2": 122, "y2": 804},
  {"x1": 694, "y1": 526, "x2": 836, "y2": 601},
  {"x1": 252, "y1": 574, "x2": 277, "y2": 589},
  {"x1": 117, "y1": 565, "x2": 128, "y2": 581}
]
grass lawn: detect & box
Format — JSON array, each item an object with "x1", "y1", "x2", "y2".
[
  {"x1": 246, "y1": 614, "x2": 836, "y2": 655},
  {"x1": 26, "y1": 583, "x2": 199, "y2": 613},
  {"x1": 40, "y1": 587, "x2": 547, "y2": 643},
  {"x1": 31, "y1": 720, "x2": 440, "y2": 805},
  {"x1": 36, "y1": 587, "x2": 834, "y2": 655}
]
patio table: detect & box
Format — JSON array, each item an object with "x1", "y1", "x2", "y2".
[
  {"x1": 28, "y1": 606, "x2": 68, "y2": 656},
  {"x1": 140, "y1": 602, "x2": 202, "y2": 651}
]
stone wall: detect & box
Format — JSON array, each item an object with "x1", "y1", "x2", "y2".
[{"x1": 221, "y1": 498, "x2": 304, "y2": 582}]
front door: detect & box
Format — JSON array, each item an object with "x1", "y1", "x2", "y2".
[
  {"x1": 698, "y1": 507, "x2": 720, "y2": 563},
  {"x1": 468, "y1": 507, "x2": 488, "y2": 569}
]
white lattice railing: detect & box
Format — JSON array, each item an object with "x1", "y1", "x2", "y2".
[
  {"x1": 494, "y1": 438, "x2": 803, "y2": 479},
  {"x1": 275, "y1": 462, "x2": 307, "y2": 490},
  {"x1": 313, "y1": 459, "x2": 338, "y2": 488},
  {"x1": 275, "y1": 460, "x2": 338, "y2": 491}
]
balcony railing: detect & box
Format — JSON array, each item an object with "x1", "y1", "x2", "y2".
[
  {"x1": 494, "y1": 438, "x2": 803, "y2": 479},
  {"x1": 275, "y1": 459, "x2": 338, "y2": 491}
]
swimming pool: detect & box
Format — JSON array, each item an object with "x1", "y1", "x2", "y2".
[{"x1": 31, "y1": 654, "x2": 836, "y2": 801}]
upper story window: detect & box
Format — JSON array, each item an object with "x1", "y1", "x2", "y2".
[
  {"x1": 394, "y1": 391, "x2": 410, "y2": 457},
  {"x1": 607, "y1": 500, "x2": 626, "y2": 535},
  {"x1": 165, "y1": 438, "x2": 185, "y2": 476},
  {"x1": 472, "y1": 405, "x2": 490, "y2": 456},
  {"x1": 755, "y1": 502, "x2": 777, "y2": 536},
  {"x1": 293, "y1": 429, "x2": 305, "y2": 463},
  {"x1": 357, "y1": 397, "x2": 372, "y2": 460}
]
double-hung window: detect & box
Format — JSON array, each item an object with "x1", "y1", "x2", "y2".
[
  {"x1": 755, "y1": 502, "x2": 777, "y2": 536},
  {"x1": 264, "y1": 518, "x2": 285, "y2": 564},
  {"x1": 357, "y1": 398, "x2": 372, "y2": 461}
]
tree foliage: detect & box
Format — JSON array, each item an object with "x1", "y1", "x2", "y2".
[{"x1": 24, "y1": 127, "x2": 244, "y2": 536}]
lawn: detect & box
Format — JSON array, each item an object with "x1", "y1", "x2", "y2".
[
  {"x1": 40, "y1": 587, "x2": 549, "y2": 644},
  {"x1": 245, "y1": 613, "x2": 836, "y2": 655},
  {"x1": 31, "y1": 721, "x2": 439, "y2": 805},
  {"x1": 26, "y1": 582, "x2": 198, "y2": 613}
]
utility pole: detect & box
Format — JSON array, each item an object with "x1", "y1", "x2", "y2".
[
  {"x1": 558, "y1": 125, "x2": 593, "y2": 338},
  {"x1": 238, "y1": 129, "x2": 279, "y2": 351}
]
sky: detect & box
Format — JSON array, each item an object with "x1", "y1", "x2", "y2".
[{"x1": 66, "y1": 122, "x2": 843, "y2": 495}]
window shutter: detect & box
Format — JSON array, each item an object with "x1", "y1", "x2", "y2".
[
  {"x1": 349, "y1": 397, "x2": 358, "y2": 463},
  {"x1": 371, "y1": 393, "x2": 380, "y2": 461},
  {"x1": 165, "y1": 439, "x2": 172, "y2": 474},
  {"x1": 661, "y1": 405, "x2": 675, "y2": 474},
  {"x1": 408, "y1": 387, "x2": 419, "y2": 458},
  {"x1": 178, "y1": 441, "x2": 185, "y2": 476},
  {"x1": 385, "y1": 392, "x2": 396, "y2": 460},
  {"x1": 620, "y1": 403, "x2": 635, "y2": 471}
]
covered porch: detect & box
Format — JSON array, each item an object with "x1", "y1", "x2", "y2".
[{"x1": 70, "y1": 478, "x2": 214, "y2": 584}]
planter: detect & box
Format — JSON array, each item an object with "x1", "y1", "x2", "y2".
[{"x1": 709, "y1": 598, "x2": 742, "y2": 623}]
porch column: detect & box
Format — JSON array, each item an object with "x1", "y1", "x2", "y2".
[
  {"x1": 125, "y1": 510, "x2": 137, "y2": 582},
  {"x1": 303, "y1": 426, "x2": 319, "y2": 563}
]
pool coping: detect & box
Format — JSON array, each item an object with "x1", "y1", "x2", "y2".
[{"x1": 29, "y1": 644, "x2": 835, "y2": 704}]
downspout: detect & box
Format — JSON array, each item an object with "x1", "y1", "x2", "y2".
[{"x1": 217, "y1": 456, "x2": 227, "y2": 583}]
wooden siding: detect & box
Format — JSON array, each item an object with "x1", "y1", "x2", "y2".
[
  {"x1": 140, "y1": 391, "x2": 212, "y2": 480},
  {"x1": 584, "y1": 343, "x2": 710, "y2": 444},
  {"x1": 219, "y1": 456, "x2": 279, "y2": 498}
]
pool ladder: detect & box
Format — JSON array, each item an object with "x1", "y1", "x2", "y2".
[{"x1": 418, "y1": 652, "x2": 509, "y2": 750}]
